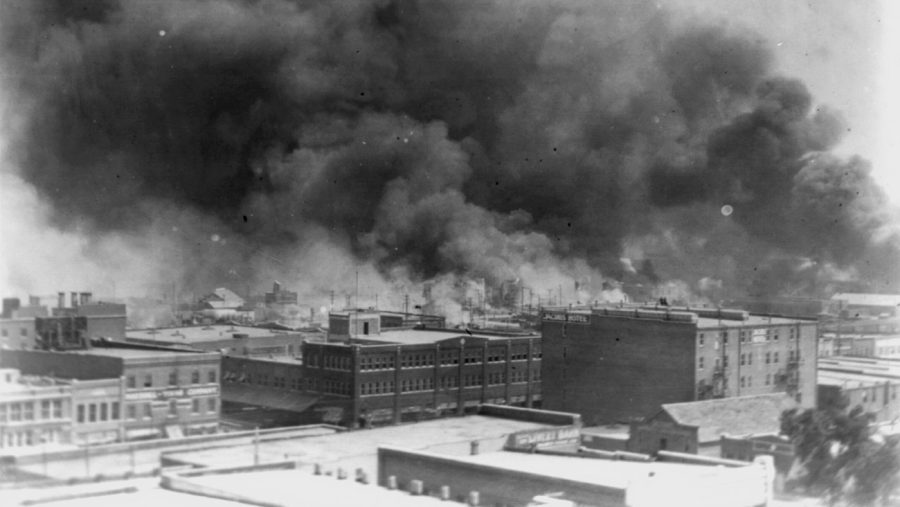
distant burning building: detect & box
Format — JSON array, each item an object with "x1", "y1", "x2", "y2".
[{"x1": 264, "y1": 281, "x2": 298, "y2": 306}]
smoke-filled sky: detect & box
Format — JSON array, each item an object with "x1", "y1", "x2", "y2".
[{"x1": 0, "y1": 0, "x2": 897, "y2": 310}]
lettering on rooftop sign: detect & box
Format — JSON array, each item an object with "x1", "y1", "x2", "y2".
[
  {"x1": 125, "y1": 385, "x2": 219, "y2": 402},
  {"x1": 541, "y1": 312, "x2": 590, "y2": 324},
  {"x1": 506, "y1": 426, "x2": 580, "y2": 450}
]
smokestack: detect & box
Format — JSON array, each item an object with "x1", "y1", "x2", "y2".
[
  {"x1": 58, "y1": 292, "x2": 65, "y2": 309},
  {"x1": 80, "y1": 292, "x2": 92, "y2": 306},
  {"x1": 71, "y1": 292, "x2": 79, "y2": 308}
]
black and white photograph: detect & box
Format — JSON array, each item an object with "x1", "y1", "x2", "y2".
[{"x1": 0, "y1": 1, "x2": 898, "y2": 505}]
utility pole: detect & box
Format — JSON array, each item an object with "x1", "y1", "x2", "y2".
[
  {"x1": 482, "y1": 290, "x2": 487, "y2": 328},
  {"x1": 254, "y1": 426, "x2": 260, "y2": 466}
]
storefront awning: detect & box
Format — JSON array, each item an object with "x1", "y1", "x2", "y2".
[{"x1": 222, "y1": 384, "x2": 320, "y2": 413}]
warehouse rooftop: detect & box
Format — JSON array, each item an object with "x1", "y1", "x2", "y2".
[
  {"x1": 162, "y1": 412, "x2": 565, "y2": 478},
  {"x1": 127, "y1": 324, "x2": 307, "y2": 343},
  {"x1": 357, "y1": 328, "x2": 537, "y2": 345}
]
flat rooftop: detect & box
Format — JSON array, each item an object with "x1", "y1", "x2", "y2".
[
  {"x1": 0, "y1": 377, "x2": 69, "y2": 394},
  {"x1": 0, "y1": 478, "x2": 238, "y2": 507},
  {"x1": 462, "y1": 451, "x2": 747, "y2": 490},
  {"x1": 163, "y1": 414, "x2": 557, "y2": 478},
  {"x1": 172, "y1": 469, "x2": 448, "y2": 507},
  {"x1": 818, "y1": 370, "x2": 892, "y2": 388},
  {"x1": 695, "y1": 314, "x2": 809, "y2": 329},
  {"x1": 66, "y1": 347, "x2": 217, "y2": 360},
  {"x1": 818, "y1": 356, "x2": 900, "y2": 379},
  {"x1": 820, "y1": 332, "x2": 900, "y2": 340},
  {"x1": 561, "y1": 307, "x2": 812, "y2": 329},
  {"x1": 127, "y1": 325, "x2": 305, "y2": 343},
  {"x1": 360, "y1": 329, "x2": 537, "y2": 345}
]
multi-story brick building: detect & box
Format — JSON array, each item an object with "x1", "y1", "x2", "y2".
[
  {"x1": 221, "y1": 311, "x2": 542, "y2": 427},
  {"x1": 1, "y1": 347, "x2": 220, "y2": 440},
  {"x1": 541, "y1": 305, "x2": 817, "y2": 425},
  {"x1": 50, "y1": 292, "x2": 127, "y2": 341},
  {"x1": 0, "y1": 368, "x2": 70, "y2": 450},
  {"x1": 0, "y1": 297, "x2": 49, "y2": 350}
]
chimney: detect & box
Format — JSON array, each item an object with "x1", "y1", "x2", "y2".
[
  {"x1": 80, "y1": 292, "x2": 92, "y2": 306},
  {"x1": 70, "y1": 292, "x2": 79, "y2": 308},
  {"x1": 58, "y1": 292, "x2": 65, "y2": 309},
  {"x1": 2, "y1": 298, "x2": 20, "y2": 319}
]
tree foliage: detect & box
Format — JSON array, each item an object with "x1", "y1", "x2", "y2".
[{"x1": 780, "y1": 399, "x2": 900, "y2": 506}]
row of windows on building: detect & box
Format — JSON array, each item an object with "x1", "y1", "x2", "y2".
[
  {"x1": 1, "y1": 428, "x2": 63, "y2": 449},
  {"x1": 876, "y1": 346, "x2": 900, "y2": 357},
  {"x1": 359, "y1": 369, "x2": 542, "y2": 397},
  {"x1": 698, "y1": 327, "x2": 801, "y2": 347},
  {"x1": 76, "y1": 401, "x2": 119, "y2": 423},
  {"x1": 737, "y1": 371, "x2": 799, "y2": 389},
  {"x1": 699, "y1": 350, "x2": 801, "y2": 370},
  {"x1": 0, "y1": 327, "x2": 30, "y2": 337},
  {"x1": 126, "y1": 369, "x2": 217, "y2": 388},
  {"x1": 328, "y1": 346, "x2": 544, "y2": 372},
  {"x1": 226, "y1": 374, "x2": 348, "y2": 396},
  {"x1": 0, "y1": 399, "x2": 64, "y2": 423},
  {"x1": 123, "y1": 398, "x2": 217, "y2": 420}
]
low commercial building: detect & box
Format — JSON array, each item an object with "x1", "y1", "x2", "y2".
[
  {"x1": 627, "y1": 393, "x2": 797, "y2": 457},
  {"x1": 69, "y1": 377, "x2": 126, "y2": 445},
  {"x1": 161, "y1": 405, "x2": 576, "y2": 480},
  {"x1": 819, "y1": 332, "x2": 900, "y2": 359},
  {"x1": 720, "y1": 433, "x2": 795, "y2": 478},
  {"x1": 378, "y1": 444, "x2": 775, "y2": 507},
  {"x1": 818, "y1": 356, "x2": 900, "y2": 424},
  {"x1": 0, "y1": 368, "x2": 71, "y2": 451},
  {"x1": 541, "y1": 305, "x2": 817, "y2": 425},
  {"x1": 1, "y1": 347, "x2": 221, "y2": 441}
]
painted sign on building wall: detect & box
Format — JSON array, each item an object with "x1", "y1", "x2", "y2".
[
  {"x1": 125, "y1": 385, "x2": 219, "y2": 402},
  {"x1": 505, "y1": 425, "x2": 580, "y2": 450},
  {"x1": 541, "y1": 312, "x2": 590, "y2": 324}
]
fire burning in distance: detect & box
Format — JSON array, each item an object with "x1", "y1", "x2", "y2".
[{"x1": 0, "y1": 0, "x2": 897, "y2": 316}]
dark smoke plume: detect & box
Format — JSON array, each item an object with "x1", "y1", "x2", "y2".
[{"x1": 1, "y1": 0, "x2": 897, "y2": 312}]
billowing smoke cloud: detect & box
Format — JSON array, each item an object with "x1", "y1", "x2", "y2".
[{"x1": 1, "y1": 0, "x2": 897, "y2": 315}]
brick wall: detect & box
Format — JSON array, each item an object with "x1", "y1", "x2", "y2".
[
  {"x1": 542, "y1": 315, "x2": 696, "y2": 424},
  {"x1": 1, "y1": 349, "x2": 122, "y2": 379}
]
